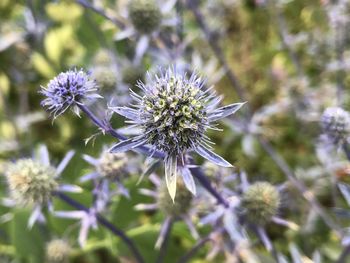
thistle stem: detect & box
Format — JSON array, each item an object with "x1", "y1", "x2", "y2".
[
  {"x1": 176, "y1": 234, "x2": 213, "y2": 263},
  {"x1": 53, "y1": 191, "x2": 145, "y2": 263},
  {"x1": 336, "y1": 244, "x2": 350, "y2": 263},
  {"x1": 75, "y1": 0, "x2": 125, "y2": 29},
  {"x1": 77, "y1": 104, "x2": 165, "y2": 159},
  {"x1": 185, "y1": 0, "x2": 247, "y2": 103},
  {"x1": 190, "y1": 167, "x2": 229, "y2": 208},
  {"x1": 342, "y1": 142, "x2": 350, "y2": 161}
]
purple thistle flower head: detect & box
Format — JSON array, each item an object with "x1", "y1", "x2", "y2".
[
  {"x1": 40, "y1": 69, "x2": 102, "y2": 118},
  {"x1": 109, "y1": 66, "x2": 245, "y2": 201}
]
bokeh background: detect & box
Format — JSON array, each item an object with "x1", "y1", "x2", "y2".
[{"x1": 1, "y1": 0, "x2": 350, "y2": 262}]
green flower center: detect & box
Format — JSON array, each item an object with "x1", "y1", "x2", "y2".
[{"x1": 141, "y1": 76, "x2": 208, "y2": 155}]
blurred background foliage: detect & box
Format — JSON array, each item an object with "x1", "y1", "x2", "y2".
[{"x1": 0, "y1": 0, "x2": 350, "y2": 262}]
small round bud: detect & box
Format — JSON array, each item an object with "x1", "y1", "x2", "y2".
[
  {"x1": 128, "y1": 0, "x2": 162, "y2": 34},
  {"x1": 5, "y1": 159, "x2": 58, "y2": 206},
  {"x1": 321, "y1": 107, "x2": 350, "y2": 144},
  {"x1": 96, "y1": 152, "x2": 128, "y2": 180},
  {"x1": 92, "y1": 67, "x2": 117, "y2": 91},
  {"x1": 93, "y1": 49, "x2": 113, "y2": 66},
  {"x1": 241, "y1": 182, "x2": 280, "y2": 225},
  {"x1": 46, "y1": 239, "x2": 71, "y2": 263},
  {"x1": 122, "y1": 65, "x2": 145, "y2": 86},
  {"x1": 157, "y1": 180, "x2": 193, "y2": 217}
]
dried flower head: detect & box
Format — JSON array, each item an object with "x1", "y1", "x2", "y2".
[
  {"x1": 5, "y1": 159, "x2": 58, "y2": 206},
  {"x1": 46, "y1": 239, "x2": 71, "y2": 263},
  {"x1": 128, "y1": 0, "x2": 162, "y2": 34},
  {"x1": 96, "y1": 152, "x2": 128, "y2": 180},
  {"x1": 321, "y1": 107, "x2": 350, "y2": 145},
  {"x1": 241, "y1": 182, "x2": 280, "y2": 225},
  {"x1": 40, "y1": 69, "x2": 101, "y2": 118},
  {"x1": 110, "y1": 67, "x2": 245, "y2": 200}
]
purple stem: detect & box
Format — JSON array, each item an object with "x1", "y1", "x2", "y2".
[
  {"x1": 53, "y1": 191, "x2": 145, "y2": 263},
  {"x1": 336, "y1": 244, "x2": 350, "y2": 263},
  {"x1": 343, "y1": 142, "x2": 350, "y2": 161},
  {"x1": 78, "y1": 104, "x2": 165, "y2": 159},
  {"x1": 190, "y1": 167, "x2": 229, "y2": 208},
  {"x1": 176, "y1": 234, "x2": 213, "y2": 263},
  {"x1": 75, "y1": 0, "x2": 125, "y2": 29}
]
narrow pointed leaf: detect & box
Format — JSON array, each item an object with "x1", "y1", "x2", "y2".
[
  {"x1": 109, "y1": 106, "x2": 140, "y2": 121},
  {"x1": 137, "y1": 160, "x2": 161, "y2": 185},
  {"x1": 109, "y1": 137, "x2": 147, "y2": 153},
  {"x1": 208, "y1": 102, "x2": 246, "y2": 122},
  {"x1": 56, "y1": 150, "x2": 75, "y2": 175},
  {"x1": 195, "y1": 145, "x2": 232, "y2": 167},
  {"x1": 181, "y1": 167, "x2": 196, "y2": 195},
  {"x1": 339, "y1": 183, "x2": 350, "y2": 206},
  {"x1": 165, "y1": 155, "x2": 177, "y2": 202}
]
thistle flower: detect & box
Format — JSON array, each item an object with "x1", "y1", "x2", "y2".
[
  {"x1": 321, "y1": 107, "x2": 350, "y2": 145},
  {"x1": 46, "y1": 239, "x2": 71, "y2": 263},
  {"x1": 92, "y1": 66, "x2": 117, "y2": 91},
  {"x1": 6, "y1": 159, "x2": 58, "y2": 206},
  {"x1": 81, "y1": 147, "x2": 132, "y2": 197},
  {"x1": 110, "y1": 67, "x2": 245, "y2": 200},
  {"x1": 115, "y1": 0, "x2": 177, "y2": 63},
  {"x1": 2, "y1": 145, "x2": 80, "y2": 228},
  {"x1": 200, "y1": 172, "x2": 296, "y2": 259},
  {"x1": 135, "y1": 174, "x2": 199, "y2": 248},
  {"x1": 40, "y1": 69, "x2": 102, "y2": 118},
  {"x1": 241, "y1": 182, "x2": 280, "y2": 225},
  {"x1": 128, "y1": 0, "x2": 162, "y2": 34}
]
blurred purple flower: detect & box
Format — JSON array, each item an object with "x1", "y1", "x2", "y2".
[
  {"x1": 40, "y1": 69, "x2": 102, "y2": 119},
  {"x1": 1, "y1": 145, "x2": 81, "y2": 228}
]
